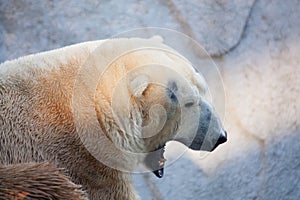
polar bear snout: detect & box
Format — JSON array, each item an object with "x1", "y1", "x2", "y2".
[
  {"x1": 189, "y1": 123, "x2": 227, "y2": 152},
  {"x1": 188, "y1": 100, "x2": 227, "y2": 151}
]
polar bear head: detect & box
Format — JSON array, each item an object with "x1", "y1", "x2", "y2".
[{"x1": 76, "y1": 36, "x2": 227, "y2": 177}]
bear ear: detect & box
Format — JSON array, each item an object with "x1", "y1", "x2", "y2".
[
  {"x1": 129, "y1": 75, "x2": 150, "y2": 97},
  {"x1": 150, "y1": 35, "x2": 164, "y2": 43},
  {"x1": 195, "y1": 73, "x2": 208, "y2": 93}
]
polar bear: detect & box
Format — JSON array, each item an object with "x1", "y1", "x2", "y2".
[{"x1": 0, "y1": 36, "x2": 227, "y2": 200}]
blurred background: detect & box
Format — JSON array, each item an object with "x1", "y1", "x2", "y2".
[{"x1": 1, "y1": 0, "x2": 299, "y2": 199}]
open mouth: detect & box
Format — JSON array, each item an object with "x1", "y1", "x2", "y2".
[
  {"x1": 144, "y1": 144, "x2": 166, "y2": 178},
  {"x1": 144, "y1": 130, "x2": 227, "y2": 178}
]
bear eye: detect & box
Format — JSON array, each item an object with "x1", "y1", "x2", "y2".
[{"x1": 185, "y1": 102, "x2": 194, "y2": 107}]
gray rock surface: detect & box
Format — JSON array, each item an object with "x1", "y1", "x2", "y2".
[
  {"x1": 0, "y1": 0, "x2": 180, "y2": 62},
  {"x1": 1, "y1": 0, "x2": 300, "y2": 200},
  {"x1": 172, "y1": 0, "x2": 256, "y2": 56}
]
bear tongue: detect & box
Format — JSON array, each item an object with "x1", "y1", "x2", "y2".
[{"x1": 145, "y1": 144, "x2": 166, "y2": 178}]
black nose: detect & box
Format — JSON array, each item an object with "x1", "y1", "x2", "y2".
[
  {"x1": 211, "y1": 131, "x2": 227, "y2": 151},
  {"x1": 218, "y1": 130, "x2": 227, "y2": 144}
]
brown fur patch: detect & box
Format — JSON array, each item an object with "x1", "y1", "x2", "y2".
[{"x1": 0, "y1": 163, "x2": 88, "y2": 200}]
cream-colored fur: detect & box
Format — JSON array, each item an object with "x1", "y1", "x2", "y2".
[{"x1": 0, "y1": 37, "x2": 225, "y2": 199}]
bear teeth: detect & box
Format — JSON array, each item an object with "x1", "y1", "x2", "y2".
[{"x1": 159, "y1": 158, "x2": 167, "y2": 167}]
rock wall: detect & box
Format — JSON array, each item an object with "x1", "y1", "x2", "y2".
[{"x1": 1, "y1": 0, "x2": 299, "y2": 199}]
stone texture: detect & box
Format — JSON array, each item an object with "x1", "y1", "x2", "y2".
[
  {"x1": 262, "y1": 132, "x2": 300, "y2": 200},
  {"x1": 172, "y1": 0, "x2": 256, "y2": 56},
  {"x1": 1, "y1": 0, "x2": 300, "y2": 200},
  {"x1": 0, "y1": 0, "x2": 180, "y2": 62},
  {"x1": 222, "y1": 0, "x2": 300, "y2": 140}
]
